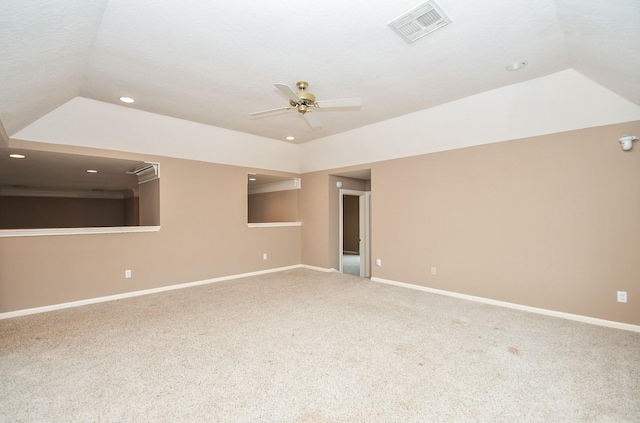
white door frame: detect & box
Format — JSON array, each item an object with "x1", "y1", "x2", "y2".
[{"x1": 339, "y1": 189, "x2": 371, "y2": 277}]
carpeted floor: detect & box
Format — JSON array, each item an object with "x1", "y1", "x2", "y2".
[
  {"x1": 1, "y1": 269, "x2": 639, "y2": 422},
  {"x1": 342, "y1": 253, "x2": 360, "y2": 276}
]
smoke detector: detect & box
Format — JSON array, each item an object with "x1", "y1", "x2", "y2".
[{"x1": 388, "y1": 1, "x2": 451, "y2": 43}]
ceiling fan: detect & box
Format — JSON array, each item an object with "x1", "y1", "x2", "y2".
[{"x1": 249, "y1": 81, "x2": 362, "y2": 128}]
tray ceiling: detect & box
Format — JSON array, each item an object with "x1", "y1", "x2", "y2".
[{"x1": 1, "y1": 0, "x2": 639, "y2": 144}]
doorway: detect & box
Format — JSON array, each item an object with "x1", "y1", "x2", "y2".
[{"x1": 339, "y1": 189, "x2": 371, "y2": 277}]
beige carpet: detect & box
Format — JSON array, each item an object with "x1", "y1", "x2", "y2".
[{"x1": 1, "y1": 269, "x2": 639, "y2": 422}]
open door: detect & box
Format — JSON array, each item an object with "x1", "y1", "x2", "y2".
[
  {"x1": 360, "y1": 192, "x2": 371, "y2": 278},
  {"x1": 339, "y1": 189, "x2": 371, "y2": 277}
]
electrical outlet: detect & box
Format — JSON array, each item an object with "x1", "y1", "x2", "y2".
[
  {"x1": 375, "y1": 259, "x2": 382, "y2": 266},
  {"x1": 431, "y1": 267, "x2": 437, "y2": 275},
  {"x1": 263, "y1": 253, "x2": 268, "y2": 260},
  {"x1": 617, "y1": 291, "x2": 627, "y2": 303},
  {"x1": 125, "y1": 269, "x2": 132, "y2": 279}
]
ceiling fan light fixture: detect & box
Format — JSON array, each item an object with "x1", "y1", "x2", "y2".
[
  {"x1": 388, "y1": 0, "x2": 451, "y2": 43},
  {"x1": 249, "y1": 80, "x2": 362, "y2": 129}
]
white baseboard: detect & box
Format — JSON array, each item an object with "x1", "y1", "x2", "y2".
[
  {"x1": 371, "y1": 277, "x2": 640, "y2": 333},
  {"x1": 0, "y1": 265, "x2": 302, "y2": 320},
  {"x1": 8, "y1": 268, "x2": 633, "y2": 333},
  {"x1": 299, "y1": 264, "x2": 338, "y2": 273}
]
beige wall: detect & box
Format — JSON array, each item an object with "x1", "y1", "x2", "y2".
[
  {"x1": 139, "y1": 178, "x2": 159, "y2": 226},
  {"x1": 248, "y1": 190, "x2": 298, "y2": 223},
  {"x1": 299, "y1": 172, "x2": 330, "y2": 268},
  {"x1": 0, "y1": 141, "x2": 301, "y2": 313},
  {"x1": 124, "y1": 196, "x2": 139, "y2": 226},
  {"x1": 300, "y1": 121, "x2": 640, "y2": 325},
  {"x1": 0, "y1": 196, "x2": 127, "y2": 229},
  {"x1": 2, "y1": 121, "x2": 639, "y2": 326}
]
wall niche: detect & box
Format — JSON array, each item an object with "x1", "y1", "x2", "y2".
[
  {"x1": 247, "y1": 173, "x2": 300, "y2": 225},
  {"x1": 0, "y1": 149, "x2": 159, "y2": 231}
]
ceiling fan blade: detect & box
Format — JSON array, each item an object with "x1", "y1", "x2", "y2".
[
  {"x1": 249, "y1": 106, "x2": 291, "y2": 117},
  {"x1": 316, "y1": 97, "x2": 362, "y2": 108},
  {"x1": 274, "y1": 83, "x2": 300, "y2": 102},
  {"x1": 303, "y1": 111, "x2": 321, "y2": 128}
]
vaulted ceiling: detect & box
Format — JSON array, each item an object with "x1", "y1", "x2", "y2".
[{"x1": 1, "y1": 0, "x2": 639, "y2": 144}]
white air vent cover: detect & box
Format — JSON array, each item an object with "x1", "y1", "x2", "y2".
[
  {"x1": 388, "y1": 0, "x2": 451, "y2": 43},
  {"x1": 126, "y1": 162, "x2": 159, "y2": 184}
]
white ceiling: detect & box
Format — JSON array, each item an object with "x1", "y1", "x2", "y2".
[{"x1": 1, "y1": 0, "x2": 639, "y2": 144}]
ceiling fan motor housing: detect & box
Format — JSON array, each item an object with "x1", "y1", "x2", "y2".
[{"x1": 292, "y1": 82, "x2": 316, "y2": 114}]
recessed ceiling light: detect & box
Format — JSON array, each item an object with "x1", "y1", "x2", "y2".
[
  {"x1": 285, "y1": 136, "x2": 295, "y2": 141},
  {"x1": 249, "y1": 177, "x2": 257, "y2": 181},
  {"x1": 87, "y1": 169, "x2": 98, "y2": 173},
  {"x1": 119, "y1": 96, "x2": 135, "y2": 103},
  {"x1": 505, "y1": 61, "x2": 527, "y2": 71},
  {"x1": 9, "y1": 153, "x2": 26, "y2": 159}
]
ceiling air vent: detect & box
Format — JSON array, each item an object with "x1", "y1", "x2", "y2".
[{"x1": 388, "y1": 0, "x2": 451, "y2": 43}]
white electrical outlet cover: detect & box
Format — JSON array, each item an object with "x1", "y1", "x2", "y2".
[{"x1": 617, "y1": 291, "x2": 627, "y2": 303}]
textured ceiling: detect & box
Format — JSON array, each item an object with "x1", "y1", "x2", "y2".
[{"x1": 1, "y1": 0, "x2": 639, "y2": 144}]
